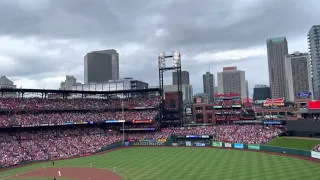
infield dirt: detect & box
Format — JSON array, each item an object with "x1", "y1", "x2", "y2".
[{"x1": 11, "y1": 167, "x2": 121, "y2": 180}]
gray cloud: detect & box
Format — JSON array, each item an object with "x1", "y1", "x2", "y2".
[{"x1": 0, "y1": 0, "x2": 319, "y2": 94}]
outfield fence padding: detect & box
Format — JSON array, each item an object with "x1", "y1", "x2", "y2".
[{"x1": 127, "y1": 139, "x2": 318, "y2": 161}]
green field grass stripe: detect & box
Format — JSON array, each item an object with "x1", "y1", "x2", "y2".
[
  {"x1": 267, "y1": 137, "x2": 320, "y2": 150},
  {"x1": 1, "y1": 147, "x2": 320, "y2": 180}
]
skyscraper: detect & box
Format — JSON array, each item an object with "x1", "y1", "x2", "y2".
[
  {"x1": 267, "y1": 37, "x2": 289, "y2": 98},
  {"x1": 84, "y1": 49, "x2": 119, "y2": 84},
  {"x1": 245, "y1": 80, "x2": 249, "y2": 98},
  {"x1": 308, "y1": 25, "x2": 320, "y2": 99},
  {"x1": 203, "y1": 72, "x2": 215, "y2": 103},
  {"x1": 172, "y1": 71, "x2": 190, "y2": 85},
  {"x1": 253, "y1": 84, "x2": 271, "y2": 102},
  {"x1": 217, "y1": 67, "x2": 247, "y2": 99},
  {"x1": 284, "y1": 52, "x2": 313, "y2": 101}
]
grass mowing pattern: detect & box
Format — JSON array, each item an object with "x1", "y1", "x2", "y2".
[
  {"x1": 267, "y1": 137, "x2": 320, "y2": 150},
  {"x1": 1, "y1": 147, "x2": 320, "y2": 180}
]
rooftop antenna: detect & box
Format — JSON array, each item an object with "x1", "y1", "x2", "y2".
[{"x1": 209, "y1": 65, "x2": 211, "y2": 72}]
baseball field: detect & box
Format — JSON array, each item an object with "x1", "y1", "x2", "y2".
[{"x1": 1, "y1": 145, "x2": 320, "y2": 180}]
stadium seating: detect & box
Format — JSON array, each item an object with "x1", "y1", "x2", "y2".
[
  {"x1": 0, "y1": 125, "x2": 286, "y2": 167},
  {"x1": 0, "y1": 110, "x2": 158, "y2": 126},
  {"x1": 0, "y1": 97, "x2": 161, "y2": 110}
]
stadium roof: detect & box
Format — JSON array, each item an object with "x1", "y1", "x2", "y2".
[{"x1": 0, "y1": 88, "x2": 160, "y2": 95}]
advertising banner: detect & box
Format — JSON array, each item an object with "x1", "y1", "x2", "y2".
[
  {"x1": 224, "y1": 143, "x2": 232, "y2": 148},
  {"x1": 133, "y1": 141, "x2": 164, "y2": 146},
  {"x1": 234, "y1": 143, "x2": 244, "y2": 149},
  {"x1": 212, "y1": 141, "x2": 222, "y2": 147},
  {"x1": 186, "y1": 141, "x2": 192, "y2": 146},
  {"x1": 172, "y1": 143, "x2": 178, "y2": 146},
  {"x1": 311, "y1": 151, "x2": 320, "y2": 160},
  {"x1": 104, "y1": 120, "x2": 125, "y2": 123},
  {"x1": 263, "y1": 121, "x2": 282, "y2": 125},
  {"x1": 297, "y1": 92, "x2": 312, "y2": 97},
  {"x1": 120, "y1": 128, "x2": 156, "y2": 131},
  {"x1": 263, "y1": 98, "x2": 284, "y2": 106},
  {"x1": 248, "y1": 144, "x2": 260, "y2": 150},
  {"x1": 195, "y1": 143, "x2": 206, "y2": 147},
  {"x1": 132, "y1": 120, "x2": 152, "y2": 123}
]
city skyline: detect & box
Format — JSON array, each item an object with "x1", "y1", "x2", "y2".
[{"x1": 0, "y1": 0, "x2": 319, "y2": 96}]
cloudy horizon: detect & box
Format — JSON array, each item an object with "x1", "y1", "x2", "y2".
[{"x1": 0, "y1": 0, "x2": 319, "y2": 96}]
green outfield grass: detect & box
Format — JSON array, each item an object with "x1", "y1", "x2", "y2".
[
  {"x1": 1, "y1": 147, "x2": 320, "y2": 180},
  {"x1": 267, "y1": 137, "x2": 320, "y2": 150}
]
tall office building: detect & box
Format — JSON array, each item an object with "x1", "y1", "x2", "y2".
[
  {"x1": 253, "y1": 84, "x2": 271, "y2": 102},
  {"x1": 217, "y1": 67, "x2": 247, "y2": 99},
  {"x1": 308, "y1": 25, "x2": 320, "y2": 99},
  {"x1": 245, "y1": 80, "x2": 249, "y2": 98},
  {"x1": 172, "y1": 71, "x2": 190, "y2": 85},
  {"x1": 203, "y1": 72, "x2": 215, "y2": 103},
  {"x1": 267, "y1": 37, "x2": 288, "y2": 99},
  {"x1": 84, "y1": 49, "x2": 119, "y2": 84},
  {"x1": 285, "y1": 52, "x2": 313, "y2": 101}
]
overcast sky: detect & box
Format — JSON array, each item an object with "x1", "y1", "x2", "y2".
[{"x1": 0, "y1": 0, "x2": 319, "y2": 96}]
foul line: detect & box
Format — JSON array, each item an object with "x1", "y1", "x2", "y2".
[{"x1": 0, "y1": 166, "x2": 46, "y2": 180}]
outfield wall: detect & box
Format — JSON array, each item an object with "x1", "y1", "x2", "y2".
[{"x1": 130, "y1": 140, "x2": 320, "y2": 161}]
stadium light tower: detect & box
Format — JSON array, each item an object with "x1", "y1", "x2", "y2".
[{"x1": 158, "y1": 51, "x2": 183, "y2": 126}]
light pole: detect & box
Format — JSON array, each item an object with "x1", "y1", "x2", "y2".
[{"x1": 122, "y1": 100, "x2": 125, "y2": 144}]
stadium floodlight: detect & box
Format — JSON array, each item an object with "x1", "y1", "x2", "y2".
[
  {"x1": 172, "y1": 51, "x2": 181, "y2": 68},
  {"x1": 158, "y1": 52, "x2": 166, "y2": 69}
]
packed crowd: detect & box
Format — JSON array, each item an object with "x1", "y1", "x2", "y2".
[
  {"x1": 0, "y1": 127, "x2": 122, "y2": 167},
  {"x1": 313, "y1": 144, "x2": 320, "y2": 152},
  {"x1": 0, "y1": 96, "x2": 161, "y2": 110},
  {"x1": 0, "y1": 110, "x2": 158, "y2": 126},
  {"x1": 0, "y1": 124, "x2": 285, "y2": 167}
]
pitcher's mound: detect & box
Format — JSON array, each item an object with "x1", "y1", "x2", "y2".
[{"x1": 15, "y1": 167, "x2": 121, "y2": 180}]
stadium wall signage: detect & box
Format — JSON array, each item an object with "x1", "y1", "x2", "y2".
[
  {"x1": 248, "y1": 144, "x2": 260, "y2": 150},
  {"x1": 104, "y1": 120, "x2": 126, "y2": 123},
  {"x1": 263, "y1": 120, "x2": 283, "y2": 125},
  {"x1": 224, "y1": 143, "x2": 232, "y2": 148},
  {"x1": 186, "y1": 141, "x2": 192, "y2": 146},
  {"x1": 120, "y1": 128, "x2": 155, "y2": 131},
  {"x1": 133, "y1": 141, "x2": 165, "y2": 146},
  {"x1": 132, "y1": 120, "x2": 152, "y2": 123},
  {"x1": 311, "y1": 151, "x2": 320, "y2": 160},
  {"x1": 195, "y1": 143, "x2": 206, "y2": 147},
  {"x1": 172, "y1": 143, "x2": 178, "y2": 146},
  {"x1": 263, "y1": 98, "x2": 284, "y2": 106},
  {"x1": 128, "y1": 106, "x2": 155, "y2": 110},
  {"x1": 234, "y1": 143, "x2": 244, "y2": 149},
  {"x1": 212, "y1": 141, "x2": 222, "y2": 147},
  {"x1": 215, "y1": 92, "x2": 241, "y2": 98}
]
